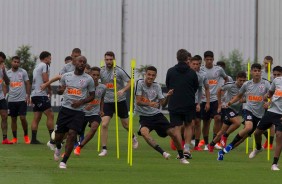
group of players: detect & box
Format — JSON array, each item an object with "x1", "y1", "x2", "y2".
[{"x1": 0, "y1": 48, "x2": 281, "y2": 171}]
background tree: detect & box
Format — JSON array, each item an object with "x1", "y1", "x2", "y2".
[
  {"x1": 5, "y1": 45, "x2": 37, "y2": 80},
  {"x1": 218, "y1": 49, "x2": 247, "y2": 79}
]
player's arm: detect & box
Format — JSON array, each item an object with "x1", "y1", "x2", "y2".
[
  {"x1": 160, "y1": 89, "x2": 174, "y2": 108},
  {"x1": 42, "y1": 72, "x2": 52, "y2": 97},
  {"x1": 216, "y1": 87, "x2": 223, "y2": 112},
  {"x1": 136, "y1": 95, "x2": 159, "y2": 108},
  {"x1": 25, "y1": 80, "x2": 31, "y2": 104},
  {"x1": 99, "y1": 96, "x2": 105, "y2": 117},
  {"x1": 117, "y1": 79, "x2": 131, "y2": 97},
  {"x1": 204, "y1": 84, "x2": 210, "y2": 111},
  {"x1": 71, "y1": 91, "x2": 95, "y2": 108},
  {"x1": 41, "y1": 74, "x2": 62, "y2": 90},
  {"x1": 2, "y1": 67, "x2": 10, "y2": 85},
  {"x1": 227, "y1": 93, "x2": 243, "y2": 107}
]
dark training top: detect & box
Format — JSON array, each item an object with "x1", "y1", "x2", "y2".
[{"x1": 166, "y1": 61, "x2": 199, "y2": 113}]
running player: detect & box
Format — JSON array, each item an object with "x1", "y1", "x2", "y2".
[{"x1": 217, "y1": 63, "x2": 270, "y2": 160}]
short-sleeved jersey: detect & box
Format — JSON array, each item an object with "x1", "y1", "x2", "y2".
[
  {"x1": 268, "y1": 76, "x2": 282, "y2": 114},
  {"x1": 0, "y1": 69, "x2": 7, "y2": 100},
  {"x1": 59, "y1": 62, "x2": 75, "y2": 75},
  {"x1": 195, "y1": 70, "x2": 208, "y2": 103},
  {"x1": 31, "y1": 62, "x2": 50, "y2": 97},
  {"x1": 200, "y1": 65, "x2": 227, "y2": 102},
  {"x1": 7, "y1": 68, "x2": 29, "y2": 102},
  {"x1": 221, "y1": 82, "x2": 242, "y2": 113},
  {"x1": 239, "y1": 79, "x2": 270, "y2": 118},
  {"x1": 60, "y1": 71, "x2": 95, "y2": 111},
  {"x1": 134, "y1": 79, "x2": 164, "y2": 116},
  {"x1": 84, "y1": 83, "x2": 106, "y2": 116},
  {"x1": 100, "y1": 66, "x2": 130, "y2": 103}
]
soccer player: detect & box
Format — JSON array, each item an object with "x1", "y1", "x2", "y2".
[
  {"x1": 200, "y1": 51, "x2": 229, "y2": 150},
  {"x1": 189, "y1": 56, "x2": 210, "y2": 151},
  {"x1": 64, "y1": 56, "x2": 72, "y2": 64},
  {"x1": 98, "y1": 51, "x2": 138, "y2": 156},
  {"x1": 208, "y1": 71, "x2": 246, "y2": 152},
  {"x1": 53, "y1": 56, "x2": 95, "y2": 169},
  {"x1": 0, "y1": 51, "x2": 12, "y2": 144},
  {"x1": 217, "y1": 63, "x2": 270, "y2": 161},
  {"x1": 261, "y1": 55, "x2": 275, "y2": 149},
  {"x1": 135, "y1": 66, "x2": 184, "y2": 162},
  {"x1": 40, "y1": 48, "x2": 81, "y2": 90},
  {"x1": 6, "y1": 56, "x2": 31, "y2": 144},
  {"x1": 166, "y1": 49, "x2": 199, "y2": 164},
  {"x1": 248, "y1": 66, "x2": 282, "y2": 171},
  {"x1": 74, "y1": 67, "x2": 106, "y2": 156},
  {"x1": 30, "y1": 51, "x2": 55, "y2": 146}
]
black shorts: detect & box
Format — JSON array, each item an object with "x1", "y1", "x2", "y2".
[
  {"x1": 0, "y1": 99, "x2": 8, "y2": 110},
  {"x1": 221, "y1": 108, "x2": 238, "y2": 126},
  {"x1": 242, "y1": 109, "x2": 261, "y2": 135},
  {"x1": 195, "y1": 103, "x2": 201, "y2": 119},
  {"x1": 201, "y1": 101, "x2": 219, "y2": 120},
  {"x1": 80, "y1": 115, "x2": 102, "y2": 135},
  {"x1": 257, "y1": 111, "x2": 282, "y2": 132},
  {"x1": 169, "y1": 111, "x2": 195, "y2": 126},
  {"x1": 138, "y1": 113, "x2": 171, "y2": 138},
  {"x1": 103, "y1": 100, "x2": 129, "y2": 119},
  {"x1": 31, "y1": 96, "x2": 51, "y2": 112},
  {"x1": 55, "y1": 107, "x2": 85, "y2": 133},
  {"x1": 8, "y1": 101, "x2": 27, "y2": 117}
]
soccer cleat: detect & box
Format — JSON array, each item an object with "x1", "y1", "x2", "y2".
[
  {"x1": 54, "y1": 148, "x2": 61, "y2": 161},
  {"x1": 249, "y1": 148, "x2": 263, "y2": 159},
  {"x1": 203, "y1": 145, "x2": 209, "y2": 151},
  {"x1": 179, "y1": 158, "x2": 189, "y2": 164},
  {"x1": 170, "y1": 139, "x2": 177, "y2": 150},
  {"x1": 74, "y1": 141, "x2": 80, "y2": 149},
  {"x1": 24, "y1": 136, "x2": 30, "y2": 144},
  {"x1": 59, "y1": 162, "x2": 67, "y2": 169},
  {"x1": 191, "y1": 139, "x2": 195, "y2": 146},
  {"x1": 198, "y1": 139, "x2": 205, "y2": 147},
  {"x1": 11, "y1": 138, "x2": 18, "y2": 144},
  {"x1": 184, "y1": 151, "x2": 192, "y2": 159},
  {"x1": 30, "y1": 139, "x2": 42, "y2": 144},
  {"x1": 133, "y1": 136, "x2": 139, "y2": 149},
  {"x1": 263, "y1": 140, "x2": 273, "y2": 150},
  {"x1": 217, "y1": 150, "x2": 224, "y2": 161},
  {"x1": 215, "y1": 143, "x2": 222, "y2": 150},
  {"x1": 2, "y1": 139, "x2": 13, "y2": 144},
  {"x1": 193, "y1": 146, "x2": 203, "y2": 151},
  {"x1": 271, "y1": 164, "x2": 280, "y2": 171},
  {"x1": 223, "y1": 144, "x2": 233, "y2": 153},
  {"x1": 208, "y1": 144, "x2": 214, "y2": 152},
  {"x1": 98, "y1": 149, "x2": 107, "y2": 157},
  {"x1": 220, "y1": 135, "x2": 227, "y2": 148},
  {"x1": 74, "y1": 146, "x2": 81, "y2": 156},
  {"x1": 47, "y1": 141, "x2": 56, "y2": 151},
  {"x1": 162, "y1": 152, "x2": 171, "y2": 160}
]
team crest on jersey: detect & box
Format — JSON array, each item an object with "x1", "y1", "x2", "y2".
[
  {"x1": 258, "y1": 85, "x2": 265, "y2": 93},
  {"x1": 146, "y1": 89, "x2": 157, "y2": 99},
  {"x1": 96, "y1": 89, "x2": 102, "y2": 97},
  {"x1": 17, "y1": 73, "x2": 23, "y2": 79},
  {"x1": 79, "y1": 79, "x2": 86, "y2": 87}
]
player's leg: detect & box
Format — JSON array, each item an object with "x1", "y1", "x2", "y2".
[
  {"x1": 18, "y1": 101, "x2": 30, "y2": 144},
  {"x1": 272, "y1": 130, "x2": 282, "y2": 170}
]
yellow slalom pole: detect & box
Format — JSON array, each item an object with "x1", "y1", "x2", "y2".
[
  {"x1": 97, "y1": 60, "x2": 104, "y2": 152},
  {"x1": 267, "y1": 62, "x2": 271, "y2": 161},
  {"x1": 113, "y1": 60, "x2": 120, "y2": 159},
  {"x1": 128, "y1": 59, "x2": 136, "y2": 166},
  {"x1": 246, "y1": 60, "x2": 250, "y2": 154}
]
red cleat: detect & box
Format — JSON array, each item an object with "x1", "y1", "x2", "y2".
[
  {"x1": 263, "y1": 140, "x2": 273, "y2": 150},
  {"x1": 198, "y1": 139, "x2": 205, "y2": 147},
  {"x1": 220, "y1": 135, "x2": 227, "y2": 148},
  {"x1": 208, "y1": 144, "x2": 214, "y2": 152},
  {"x1": 2, "y1": 139, "x2": 13, "y2": 144},
  {"x1": 193, "y1": 146, "x2": 203, "y2": 151}
]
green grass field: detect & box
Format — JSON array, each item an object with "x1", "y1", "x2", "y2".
[{"x1": 0, "y1": 112, "x2": 280, "y2": 184}]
